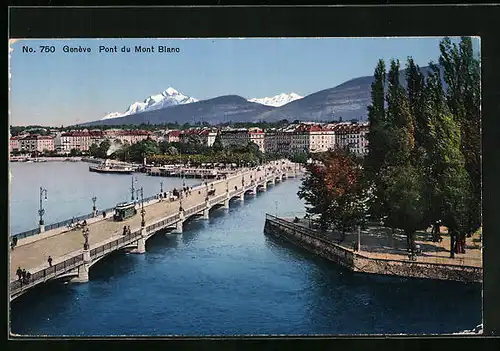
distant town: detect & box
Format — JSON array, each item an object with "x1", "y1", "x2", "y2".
[{"x1": 9, "y1": 120, "x2": 369, "y2": 159}]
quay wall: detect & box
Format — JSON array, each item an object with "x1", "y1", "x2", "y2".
[
  {"x1": 264, "y1": 215, "x2": 482, "y2": 283},
  {"x1": 264, "y1": 215, "x2": 354, "y2": 270}
]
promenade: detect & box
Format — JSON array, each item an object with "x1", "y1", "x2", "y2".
[{"x1": 9, "y1": 162, "x2": 297, "y2": 288}]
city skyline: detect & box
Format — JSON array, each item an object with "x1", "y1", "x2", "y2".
[{"x1": 9, "y1": 37, "x2": 479, "y2": 126}]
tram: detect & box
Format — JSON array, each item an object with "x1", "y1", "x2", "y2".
[{"x1": 113, "y1": 202, "x2": 138, "y2": 221}]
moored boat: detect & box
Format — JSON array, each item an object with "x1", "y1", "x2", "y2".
[{"x1": 89, "y1": 164, "x2": 134, "y2": 174}]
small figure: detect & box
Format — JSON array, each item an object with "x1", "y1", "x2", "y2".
[
  {"x1": 48, "y1": 256, "x2": 53, "y2": 267},
  {"x1": 127, "y1": 226, "x2": 131, "y2": 235},
  {"x1": 16, "y1": 267, "x2": 22, "y2": 281},
  {"x1": 123, "y1": 225, "x2": 127, "y2": 235}
]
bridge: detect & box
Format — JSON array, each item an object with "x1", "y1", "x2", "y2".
[{"x1": 9, "y1": 161, "x2": 301, "y2": 301}]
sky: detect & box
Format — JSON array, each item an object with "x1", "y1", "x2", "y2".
[{"x1": 9, "y1": 37, "x2": 480, "y2": 126}]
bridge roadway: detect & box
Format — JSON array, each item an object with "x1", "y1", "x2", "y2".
[{"x1": 10, "y1": 161, "x2": 298, "y2": 299}]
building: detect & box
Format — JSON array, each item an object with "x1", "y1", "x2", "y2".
[
  {"x1": 58, "y1": 130, "x2": 105, "y2": 153},
  {"x1": 220, "y1": 127, "x2": 265, "y2": 152},
  {"x1": 248, "y1": 128, "x2": 265, "y2": 152},
  {"x1": 104, "y1": 130, "x2": 154, "y2": 144},
  {"x1": 165, "y1": 130, "x2": 181, "y2": 143},
  {"x1": 18, "y1": 135, "x2": 55, "y2": 153},
  {"x1": 9, "y1": 136, "x2": 23, "y2": 153},
  {"x1": 179, "y1": 128, "x2": 217, "y2": 147},
  {"x1": 330, "y1": 122, "x2": 369, "y2": 156}
]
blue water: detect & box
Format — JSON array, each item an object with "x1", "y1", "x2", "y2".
[{"x1": 9, "y1": 163, "x2": 482, "y2": 336}]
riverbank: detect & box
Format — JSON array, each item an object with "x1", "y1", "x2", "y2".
[{"x1": 264, "y1": 214, "x2": 482, "y2": 283}]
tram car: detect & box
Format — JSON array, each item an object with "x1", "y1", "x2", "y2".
[{"x1": 113, "y1": 202, "x2": 138, "y2": 221}]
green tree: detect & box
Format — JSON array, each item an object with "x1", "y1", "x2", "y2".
[
  {"x1": 439, "y1": 36, "x2": 481, "y2": 235},
  {"x1": 69, "y1": 148, "x2": 81, "y2": 157},
  {"x1": 298, "y1": 149, "x2": 369, "y2": 235},
  {"x1": 365, "y1": 59, "x2": 388, "y2": 221},
  {"x1": 212, "y1": 133, "x2": 224, "y2": 152}
]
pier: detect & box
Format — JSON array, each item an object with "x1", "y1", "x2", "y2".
[{"x1": 9, "y1": 161, "x2": 300, "y2": 301}]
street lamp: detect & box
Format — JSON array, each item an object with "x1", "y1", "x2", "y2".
[
  {"x1": 130, "y1": 176, "x2": 138, "y2": 202},
  {"x1": 38, "y1": 186, "x2": 48, "y2": 225},
  {"x1": 140, "y1": 186, "x2": 146, "y2": 227},
  {"x1": 82, "y1": 227, "x2": 89, "y2": 250}
]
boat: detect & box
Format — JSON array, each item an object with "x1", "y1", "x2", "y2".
[{"x1": 89, "y1": 164, "x2": 134, "y2": 174}]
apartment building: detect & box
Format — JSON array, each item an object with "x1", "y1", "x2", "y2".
[
  {"x1": 330, "y1": 122, "x2": 369, "y2": 156},
  {"x1": 18, "y1": 135, "x2": 55, "y2": 153},
  {"x1": 179, "y1": 128, "x2": 217, "y2": 147},
  {"x1": 58, "y1": 130, "x2": 105, "y2": 153},
  {"x1": 9, "y1": 136, "x2": 23, "y2": 152},
  {"x1": 220, "y1": 128, "x2": 265, "y2": 152}
]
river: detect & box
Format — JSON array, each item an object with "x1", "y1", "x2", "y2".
[{"x1": 9, "y1": 162, "x2": 481, "y2": 336}]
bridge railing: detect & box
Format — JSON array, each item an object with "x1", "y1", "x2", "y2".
[
  {"x1": 13, "y1": 206, "x2": 117, "y2": 241},
  {"x1": 185, "y1": 203, "x2": 206, "y2": 217},
  {"x1": 10, "y1": 253, "x2": 84, "y2": 296},
  {"x1": 90, "y1": 230, "x2": 142, "y2": 261},
  {"x1": 146, "y1": 213, "x2": 180, "y2": 233}
]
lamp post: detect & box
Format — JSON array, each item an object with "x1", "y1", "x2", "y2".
[
  {"x1": 38, "y1": 186, "x2": 48, "y2": 225},
  {"x1": 130, "y1": 176, "x2": 137, "y2": 202},
  {"x1": 140, "y1": 186, "x2": 146, "y2": 227},
  {"x1": 82, "y1": 227, "x2": 89, "y2": 250},
  {"x1": 92, "y1": 196, "x2": 97, "y2": 215},
  {"x1": 160, "y1": 181, "x2": 163, "y2": 194}
]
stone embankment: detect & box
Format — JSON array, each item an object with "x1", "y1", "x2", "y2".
[{"x1": 264, "y1": 215, "x2": 482, "y2": 283}]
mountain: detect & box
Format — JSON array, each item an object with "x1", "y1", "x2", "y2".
[
  {"x1": 82, "y1": 65, "x2": 444, "y2": 127},
  {"x1": 82, "y1": 95, "x2": 275, "y2": 127},
  {"x1": 254, "y1": 65, "x2": 445, "y2": 123},
  {"x1": 101, "y1": 87, "x2": 197, "y2": 120},
  {"x1": 248, "y1": 92, "x2": 303, "y2": 107}
]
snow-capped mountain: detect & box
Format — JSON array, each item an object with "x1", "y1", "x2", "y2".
[
  {"x1": 101, "y1": 87, "x2": 198, "y2": 120},
  {"x1": 248, "y1": 92, "x2": 303, "y2": 107}
]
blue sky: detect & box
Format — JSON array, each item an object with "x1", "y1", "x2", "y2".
[{"x1": 9, "y1": 37, "x2": 480, "y2": 126}]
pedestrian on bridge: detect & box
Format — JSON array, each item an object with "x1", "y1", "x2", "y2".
[
  {"x1": 25, "y1": 271, "x2": 31, "y2": 283},
  {"x1": 127, "y1": 226, "x2": 131, "y2": 235},
  {"x1": 21, "y1": 269, "x2": 27, "y2": 282},
  {"x1": 48, "y1": 256, "x2": 53, "y2": 267},
  {"x1": 123, "y1": 226, "x2": 127, "y2": 236},
  {"x1": 16, "y1": 267, "x2": 22, "y2": 281}
]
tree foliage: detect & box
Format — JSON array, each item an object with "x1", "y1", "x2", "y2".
[{"x1": 298, "y1": 149, "x2": 369, "y2": 234}]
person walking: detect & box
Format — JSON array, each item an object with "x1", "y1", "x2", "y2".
[
  {"x1": 48, "y1": 256, "x2": 53, "y2": 267},
  {"x1": 16, "y1": 267, "x2": 22, "y2": 281},
  {"x1": 127, "y1": 226, "x2": 131, "y2": 235}
]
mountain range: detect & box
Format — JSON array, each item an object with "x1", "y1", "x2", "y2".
[{"x1": 82, "y1": 65, "x2": 444, "y2": 127}]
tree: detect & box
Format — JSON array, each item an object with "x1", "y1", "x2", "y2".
[
  {"x1": 289, "y1": 152, "x2": 308, "y2": 164},
  {"x1": 365, "y1": 59, "x2": 389, "y2": 221},
  {"x1": 298, "y1": 149, "x2": 368, "y2": 236},
  {"x1": 98, "y1": 140, "x2": 111, "y2": 158},
  {"x1": 439, "y1": 36, "x2": 481, "y2": 235},
  {"x1": 212, "y1": 133, "x2": 224, "y2": 152},
  {"x1": 88, "y1": 143, "x2": 99, "y2": 158},
  {"x1": 405, "y1": 57, "x2": 428, "y2": 167},
  {"x1": 69, "y1": 148, "x2": 81, "y2": 157},
  {"x1": 426, "y1": 96, "x2": 472, "y2": 257}
]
